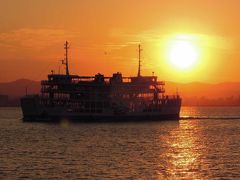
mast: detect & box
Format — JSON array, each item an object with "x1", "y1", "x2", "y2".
[
  {"x1": 137, "y1": 44, "x2": 142, "y2": 77},
  {"x1": 63, "y1": 41, "x2": 70, "y2": 75}
]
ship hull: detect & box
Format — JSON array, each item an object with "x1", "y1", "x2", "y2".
[
  {"x1": 21, "y1": 99, "x2": 181, "y2": 122},
  {"x1": 22, "y1": 113, "x2": 180, "y2": 122},
  {"x1": 21, "y1": 95, "x2": 181, "y2": 123}
]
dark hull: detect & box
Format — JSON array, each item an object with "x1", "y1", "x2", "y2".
[{"x1": 23, "y1": 114, "x2": 180, "y2": 123}]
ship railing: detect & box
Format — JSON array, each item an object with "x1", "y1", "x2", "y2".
[
  {"x1": 41, "y1": 79, "x2": 165, "y2": 86},
  {"x1": 40, "y1": 88, "x2": 166, "y2": 94},
  {"x1": 41, "y1": 80, "x2": 77, "y2": 85},
  {"x1": 40, "y1": 82, "x2": 166, "y2": 90}
]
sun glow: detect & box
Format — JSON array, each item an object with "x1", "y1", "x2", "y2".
[{"x1": 167, "y1": 36, "x2": 200, "y2": 69}]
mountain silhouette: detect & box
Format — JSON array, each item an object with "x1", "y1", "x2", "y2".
[{"x1": 0, "y1": 79, "x2": 40, "y2": 97}]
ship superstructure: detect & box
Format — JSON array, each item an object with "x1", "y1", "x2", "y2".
[{"x1": 21, "y1": 42, "x2": 181, "y2": 121}]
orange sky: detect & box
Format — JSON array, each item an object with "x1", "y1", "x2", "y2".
[{"x1": 1, "y1": 0, "x2": 240, "y2": 83}]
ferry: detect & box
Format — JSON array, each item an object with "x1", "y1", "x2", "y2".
[{"x1": 21, "y1": 42, "x2": 181, "y2": 122}]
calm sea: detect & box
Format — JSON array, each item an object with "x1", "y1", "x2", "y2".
[{"x1": 0, "y1": 107, "x2": 240, "y2": 179}]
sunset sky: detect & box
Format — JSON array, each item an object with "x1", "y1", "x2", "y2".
[{"x1": 1, "y1": 0, "x2": 240, "y2": 83}]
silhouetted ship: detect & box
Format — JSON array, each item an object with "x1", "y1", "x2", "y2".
[{"x1": 21, "y1": 42, "x2": 181, "y2": 122}]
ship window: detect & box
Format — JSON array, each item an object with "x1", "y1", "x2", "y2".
[
  {"x1": 96, "y1": 109, "x2": 103, "y2": 113},
  {"x1": 96, "y1": 102, "x2": 102, "y2": 108},
  {"x1": 85, "y1": 102, "x2": 90, "y2": 108},
  {"x1": 104, "y1": 102, "x2": 109, "y2": 107},
  {"x1": 91, "y1": 102, "x2": 95, "y2": 108}
]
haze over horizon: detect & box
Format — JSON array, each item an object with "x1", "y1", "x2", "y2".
[{"x1": 1, "y1": 0, "x2": 240, "y2": 83}]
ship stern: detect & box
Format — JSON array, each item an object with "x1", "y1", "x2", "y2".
[{"x1": 21, "y1": 95, "x2": 41, "y2": 121}]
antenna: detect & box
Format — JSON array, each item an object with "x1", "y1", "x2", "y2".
[
  {"x1": 63, "y1": 41, "x2": 70, "y2": 75},
  {"x1": 137, "y1": 44, "x2": 142, "y2": 77}
]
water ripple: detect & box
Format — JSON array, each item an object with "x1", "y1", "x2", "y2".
[{"x1": 0, "y1": 107, "x2": 240, "y2": 179}]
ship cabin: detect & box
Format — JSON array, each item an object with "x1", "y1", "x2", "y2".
[{"x1": 40, "y1": 72, "x2": 180, "y2": 114}]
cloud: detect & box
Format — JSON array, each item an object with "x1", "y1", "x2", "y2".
[
  {"x1": 0, "y1": 28, "x2": 79, "y2": 50},
  {"x1": 109, "y1": 28, "x2": 234, "y2": 51}
]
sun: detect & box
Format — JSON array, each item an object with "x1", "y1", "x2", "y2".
[{"x1": 167, "y1": 38, "x2": 199, "y2": 69}]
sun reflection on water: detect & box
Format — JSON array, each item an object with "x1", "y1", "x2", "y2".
[
  {"x1": 180, "y1": 106, "x2": 201, "y2": 119},
  {"x1": 159, "y1": 120, "x2": 205, "y2": 179}
]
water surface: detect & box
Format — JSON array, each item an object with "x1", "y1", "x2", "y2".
[{"x1": 0, "y1": 107, "x2": 240, "y2": 179}]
